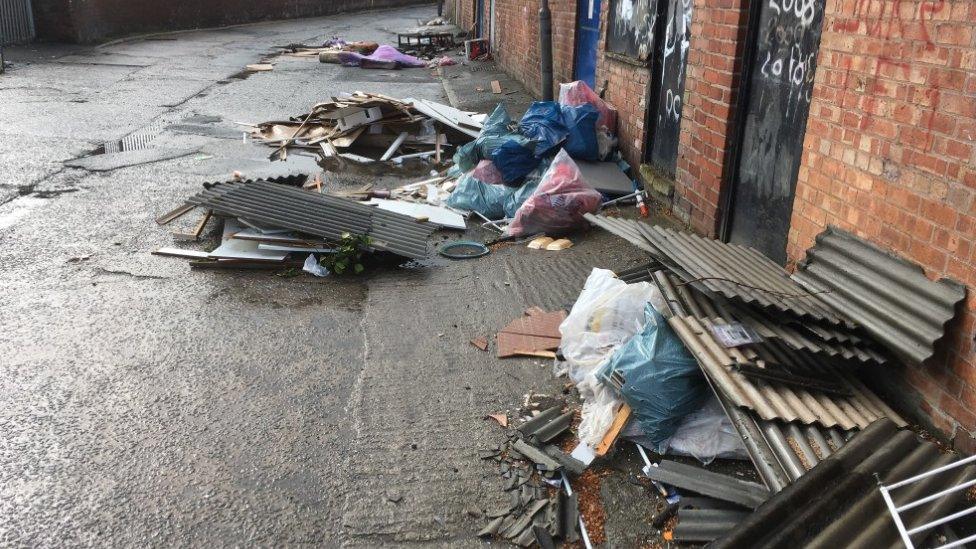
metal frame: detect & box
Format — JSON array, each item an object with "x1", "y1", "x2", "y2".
[{"x1": 879, "y1": 453, "x2": 976, "y2": 549}]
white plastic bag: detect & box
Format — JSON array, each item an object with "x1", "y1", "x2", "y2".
[
  {"x1": 556, "y1": 268, "x2": 661, "y2": 446},
  {"x1": 558, "y1": 268, "x2": 659, "y2": 380},
  {"x1": 624, "y1": 395, "x2": 749, "y2": 464}
]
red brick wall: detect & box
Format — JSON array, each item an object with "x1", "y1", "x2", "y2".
[
  {"x1": 594, "y1": 0, "x2": 652, "y2": 170},
  {"x1": 491, "y1": 0, "x2": 577, "y2": 99},
  {"x1": 672, "y1": 0, "x2": 749, "y2": 236},
  {"x1": 788, "y1": 0, "x2": 976, "y2": 451}
]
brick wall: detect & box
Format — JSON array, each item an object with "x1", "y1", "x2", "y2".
[
  {"x1": 491, "y1": 0, "x2": 577, "y2": 99},
  {"x1": 788, "y1": 0, "x2": 976, "y2": 451},
  {"x1": 593, "y1": 0, "x2": 652, "y2": 170},
  {"x1": 672, "y1": 0, "x2": 749, "y2": 236}
]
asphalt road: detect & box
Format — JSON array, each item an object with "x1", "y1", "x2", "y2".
[{"x1": 0, "y1": 6, "x2": 655, "y2": 546}]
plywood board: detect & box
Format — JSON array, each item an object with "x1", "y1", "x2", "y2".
[{"x1": 366, "y1": 198, "x2": 466, "y2": 229}]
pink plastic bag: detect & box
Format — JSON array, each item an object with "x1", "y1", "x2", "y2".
[
  {"x1": 506, "y1": 150, "x2": 602, "y2": 237},
  {"x1": 559, "y1": 80, "x2": 618, "y2": 134},
  {"x1": 471, "y1": 160, "x2": 506, "y2": 186},
  {"x1": 338, "y1": 45, "x2": 427, "y2": 68}
]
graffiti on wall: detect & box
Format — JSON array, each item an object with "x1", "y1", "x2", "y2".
[
  {"x1": 646, "y1": 0, "x2": 693, "y2": 175},
  {"x1": 606, "y1": 0, "x2": 659, "y2": 61},
  {"x1": 835, "y1": 0, "x2": 947, "y2": 154}
]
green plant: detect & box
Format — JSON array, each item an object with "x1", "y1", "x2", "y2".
[{"x1": 321, "y1": 233, "x2": 370, "y2": 275}]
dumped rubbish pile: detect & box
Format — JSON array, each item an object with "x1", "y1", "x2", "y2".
[
  {"x1": 152, "y1": 174, "x2": 439, "y2": 273},
  {"x1": 276, "y1": 37, "x2": 379, "y2": 62},
  {"x1": 534, "y1": 213, "x2": 969, "y2": 544},
  {"x1": 248, "y1": 92, "x2": 484, "y2": 165},
  {"x1": 441, "y1": 80, "x2": 646, "y2": 238}
]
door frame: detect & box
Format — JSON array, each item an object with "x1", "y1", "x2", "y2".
[{"x1": 716, "y1": 0, "x2": 764, "y2": 242}]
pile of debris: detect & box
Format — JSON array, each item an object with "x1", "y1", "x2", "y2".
[
  {"x1": 153, "y1": 174, "x2": 437, "y2": 271},
  {"x1": 479, "y1": 402, "x2": 586, "y2": 547},
  {"x1": 248, "y1": 92, "x2": 483, "y2": 165},
  {"x1": 559, "y1": 214, "x2": 971, "y2": 543}
]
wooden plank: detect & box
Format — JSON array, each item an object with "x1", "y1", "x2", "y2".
[
  {"x1": 595, "y1": 403, "x2": 632, "y2": 456},
  {"x1": 491, "y1": 80, "x2": 502, "y2": 94},
  {"x1": 155, "y1": 203, "x2": 195, "y2": 225},
  {"x1": 511, "y1": 350, "x2": 557, "y2": 359},
  {"x1": 172, "y1": 209, "x2": 213, "y2": 241}
]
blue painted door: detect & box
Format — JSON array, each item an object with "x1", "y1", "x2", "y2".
[
  {"x1": 476, "y1": 0, "x2": 484, "y2": 38},
  {"x1": 574, "y1": 0, "x2": 602, "y2": 87}
]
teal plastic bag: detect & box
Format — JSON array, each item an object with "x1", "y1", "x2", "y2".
[{"x1": 597, "y1": 304, "x2": 707, "y2": 449}]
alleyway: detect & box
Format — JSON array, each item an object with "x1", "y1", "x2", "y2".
[{"x1": 0, "y1": 5, "x2": 652, "y2": 546}]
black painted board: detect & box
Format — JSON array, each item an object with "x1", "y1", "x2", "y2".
[
  {"x1": 729, "y1": 0, "x2": 826, "y2": 264},
  {"x1": 647, "y1": 0, "x2": 693, "y2": 176},
  {"x1": 606, "y1": 0, "x2": 659, "y2": 62}
]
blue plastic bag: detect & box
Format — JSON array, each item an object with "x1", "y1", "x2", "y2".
[
  {"x1": 518, "y1": 101, "x2": 568, "y2": 157},
  {"x1": 453, "y1": 104, "x2": 532, "y2": 172},
  {"x1": 560, "y1": 104, "x2": 599, "y2": 161},
  {"x1": 490, "y1": 140, "x2": 541, "y2": 184},
  {"x1": 444, "y1": 172, "x2": 510, "y2": 218},
  {"x1": 597, "y1": 304, "x2": 707, "y2": 449},
  {"x1": 445, "y1": 161, "x2": 548, "y2": 219}
]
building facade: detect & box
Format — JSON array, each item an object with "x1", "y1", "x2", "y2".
[{"x1": 453, "y1": 0, "x2": 976, "y2": 451}]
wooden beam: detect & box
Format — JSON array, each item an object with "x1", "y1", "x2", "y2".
[{"x1": 595, "y1": 403, "x2": 632, "y2": 456}]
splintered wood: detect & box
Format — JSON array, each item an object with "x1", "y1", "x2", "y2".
[{"x1": 248, "y1": 92, "x2": 481, "y2": 164}]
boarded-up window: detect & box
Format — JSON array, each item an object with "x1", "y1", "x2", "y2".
[{"x1": 605, "y1": 0, "x2": 658, "y2": 62}]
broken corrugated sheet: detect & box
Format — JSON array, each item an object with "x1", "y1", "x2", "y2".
[
  {"x1": 184, "y1": 179, "x2": 434, "y2": 259},
  {"x1": 636, "y1": 224, "x2": 851, "y2": 327},
  {"x1": 669, "y1": 315, "x2": 905, "y2": 430},
  {"x1": 583, "y1": 213, "x2": 659, "y2": 254},
  {"x1": 713, "y1": 418, "x2": 976, "y2": 549},
  {"x1": 651, "y1": 270, "x2": 886, "y2": 364},
  {"x1": 643, "y1": 460, "x2": 769, "y2": 509},
  {"x1": 793, "y1": 226, "x2": 967, "y2": 365},
  {"x1": 672, "y1": 507, "x2": 750, "y2": 542},
  {"x1": 708, "y1": 387, "x2": 852, "y2": 493}
]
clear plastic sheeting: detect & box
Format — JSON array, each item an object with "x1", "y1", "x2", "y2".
[
  {"x1": 599, "y1": 304, "x2": 708, "y2": 448},
  {"x1": 557, "y1": 268, "x2": 660, "y2": 446},
  {"x1": 625, "y1": 396, "x2": 749, "y2": 464}
]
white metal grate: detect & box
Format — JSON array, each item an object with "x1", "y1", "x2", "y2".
[{"x1": 879, "y1": 453, "x2": 976, "y2": 548}]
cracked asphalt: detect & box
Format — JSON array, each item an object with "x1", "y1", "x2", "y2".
[{"x1": 0, "y1": 5, "x2": 658, "y2": 546}]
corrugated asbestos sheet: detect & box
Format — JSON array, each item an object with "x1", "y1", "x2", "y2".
[
  {"x1": 0, "y1": 0, "x2": 35, "y2": 45},
  {"x1": 713, "y1": 419, "x2": 976, "y2": 549},
  {"x1": 793, "y1": 226, "x2": 967, "y2": 365},
  {"x1": 584, "y1": 213, "x2": 660, "y2": 254},
  {"x1": 185, "y1": 180, "x2": 434, "y2": 259},
  {"x1": 636, "y1": 224, "x2": 851, "y2": 327},
  {"x1": 652, "y1": 270, "x2": 885, "y2": 364},
  {"x1": 669, "y1": 315, "x2": 905, "y2": 430},
  {"x1": 649, "y1": 270, "x2": 862, "y2": 491}
]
